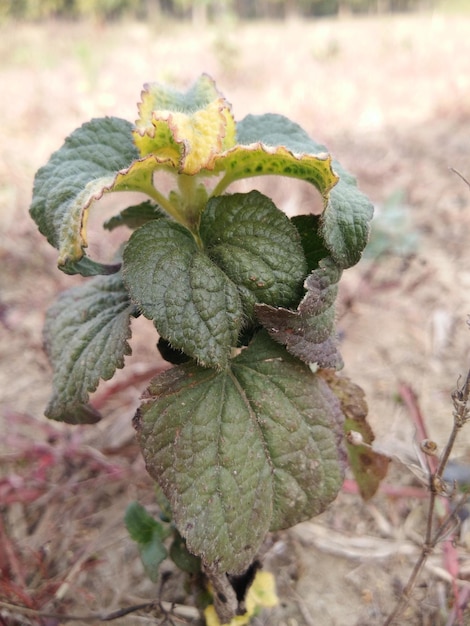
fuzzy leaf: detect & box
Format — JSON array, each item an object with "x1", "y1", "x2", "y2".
[
  {"x1": 320, "y1": 372, "x2": 389, "y2": 500},
  {"x1": 201, "y1": 191, "x2": 307, "y2": 318},
  {"x1": 104, "y1": 200, "x2": 165, "y2": 231},
  {"x1": 236, "y1": 114, "x2": 373, "y2": 268},
  {"x1": 133, "y1": 74, "x2": 237, "y2": 173},
  {"x1": 43, "y1": 273, "x2": 134, "y2": 423},
  {"x1": 134, "y1": 332, "x2": 345, "y2": 574},
  {"x1": 255, "y1": 258, "x2": 343, "y2": 368},
  {"x1": 122, "y1": 220, "x2": 242, "y2": 369},
  {"x1": 322, "y1": 175, "x2": 375, "y2": 268},
  {"x1": 211, "y1": 144, "x2": 338, "y2": 198},
  {"x1": 30, "y1": 117, "x2": 141, "y2": 274}
]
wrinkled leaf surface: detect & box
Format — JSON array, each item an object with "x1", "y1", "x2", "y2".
[
  {"x1": 122, "y1": 219, "x2": 242, "y2": 369},
  {"x1": 43, "y1": 273, "x2": 134, "y2": 423},
  {"x1": 135, "y1": 332, "x2": 345, "y2": 573},
  {"x1": 201, "y1": 191, "x2": 307, "y2": 317},
  {"x1": 256, "y1": 257, "x2": 343, "y2": 369}
]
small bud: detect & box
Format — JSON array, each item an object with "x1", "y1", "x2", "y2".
[
  {"x1": 420, "y1": 439, "x2": 438, "y2": 456},
  {"x1": 346, "y1": 430, "x2": 364, "y2": 446}
]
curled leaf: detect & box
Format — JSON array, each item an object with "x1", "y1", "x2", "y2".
[
  {"x1": 236, "y1": 113, "x2": 374, "y2": 268},
  {"x1": 30, "y1": 117, "x2": 140, "y2": 274},
  {"x1": 133, "y1": 74, "x2": 237, "y2": 173},
  {"x1": 256, "y1": 257, "x2": 343, "y2": 369},
  {"x1": 320, "y1": 371, "x2": 389, "y2": 500}
]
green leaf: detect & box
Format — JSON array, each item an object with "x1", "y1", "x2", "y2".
[
  {"x1": 30, "y1": 117, "x2": 140, "y2": 274},
  {"x1": 200, "y1": 191, "x2": 307, "y2": 318},
  {"x1": 125, "y1": 501, "x2": 168, "y2": 544},
  {"x1": 122, "y1": 220, "x2": 242, "y2": 369},
  {"x1": 255, "y1": 257, "x2": 343, "y2": 369},
  {"x1": 60, "y1": 257, "x2": 121, "y2": 277},
  {"x1": 43, "y1": 272, "x2": 134, "y2": 423},
  {"x1": 139, "y1": 535, "x2": 168, "y2": 583},
  {"x1": 104, "y1": 200, "x2": 165, "y2": 231},
  {"x1": 322, "y1": 176, "x2": 375, "y2": 268},
  {"x1": 291, "y1": 214, "x2": 330, "y2": 273},
  {"x1": 237, "y1": 113, "x2": 323, "y2": 153},
  {"x1": 135, "y1": 332, "x2": 345, "y2": 574},
  {"x1": 169, "y1": 533, "x2": 202, "y2": 574},
  {"x1": 125, "y1": 502, "x2": 169, "y2": 583},
  {"x1": 236, "y1": 114, "x2": 374, "y2": 268}
]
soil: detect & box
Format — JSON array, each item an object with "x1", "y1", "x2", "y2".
[{"x1": 1, "y1": 12, "x2": 470, "y2": 626}]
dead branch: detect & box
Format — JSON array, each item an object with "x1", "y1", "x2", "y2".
[{"x1": 383, "y1": 366, "x2": 470, "y2": 625}]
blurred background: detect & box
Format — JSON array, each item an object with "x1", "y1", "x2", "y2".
[{"x1": 1, "y1": 1, "x2": 470, "y2": 624}]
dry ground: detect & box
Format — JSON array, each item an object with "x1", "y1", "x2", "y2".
[{"x1": 1, "y1": 12, "x2": 470, "y2": 626}]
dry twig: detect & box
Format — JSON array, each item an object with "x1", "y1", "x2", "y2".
[
  {"x1": 383, "y1": 366, "x2": 470, "y2": 625},
  {"x1": 0, "y1": 599, "x2": 198, "y2": 624}
]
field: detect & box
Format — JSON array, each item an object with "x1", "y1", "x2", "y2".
[{"x1": 1, "y1": 11, "x2": 470, "y2": 626}]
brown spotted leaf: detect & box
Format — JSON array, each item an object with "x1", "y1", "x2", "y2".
[{"x1": 320, "y1": 371, "x2": 389, "y2": 500}]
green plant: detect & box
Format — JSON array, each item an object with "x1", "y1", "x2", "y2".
[{"x1": 30, "y1": 74, "x2": 382, "y2": 623}]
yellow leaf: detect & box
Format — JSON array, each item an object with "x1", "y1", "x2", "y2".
[
  {"x1": 203, "y1": 571, "x2": 278, "y2": 626},
  {"x1": 210, "y1": 144, "x2": 338, "y2": 198},
  {"x1": 132, "y1": 75, "x2": 237, "y2": 175}
]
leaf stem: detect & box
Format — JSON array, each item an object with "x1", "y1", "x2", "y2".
[
  {"x1": 141, "y1": 183, "x2": 185, "y2": 224},
  {"x1": 211, "y1": 173, "x2": 232, "y2": 198}
]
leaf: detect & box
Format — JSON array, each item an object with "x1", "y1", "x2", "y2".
[
  {"x1": 134, "y1": 332, "x2": 345, "y2": 574},
  {"x1": 43, "y1": 273, "x2": 134, "y2": 423},
  {"x1": 125, "y1": 502, "x2": 169, "y2": 583},
  {"x1": 321, "y1": 175, "x2": 375, "y2": 268},
  {"x1": 122, "y1": 220, "x2": 242, "y2": 369},
  {"x1": 60, "y1": 257, "x2": 121, "y2": 277},
  {"x1": 169, "y1": 533, "x2": 202, "y2": 574},
  {"x1": 139, "y1": 535, "x2": 168, "y2": 583},
  {"x1": 157, "y1": 337, "x2": 191, "y2": 365},
  {"x1": 104, "y1": 200, "x2": 165, "y2": 231},
  {"x1": 200, "y1": 191, "x2": 307, "y2": 318},
  {"x1": 211, "y1": 144, "x2": 338, "y2": 198},
  {"x1": 30, "y1": 117, "x2": 140, "y2": 274},
  {"x1": 320, "y1": 371, "x2": 389, "y2": 500},
  {"x1": 235, "y1": 114, "x2": 374, "y2": 268},
  {"x1": 125, "y1": 501, "x2": 168, "y2": 544},
  {"x1": 291, "y1": 214, "x2": 330, "y2": 273},
  {"x1": 255, "y1": 257, "x2": 343, "y2": 369},
  {"x1": 133, "y1": 74, "x2": 237, "y2": 173}
]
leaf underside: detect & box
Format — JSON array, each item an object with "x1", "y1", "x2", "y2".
[
  {"x1": 134, "y1": 332, "x2": 345, "y2": 574},
  {"x1": 43, "y1": 273, "x2": 134, "y2": 423},
  {"x1": 256, "y1": 257, "x2": 343, "y2": 369},
  {"x1": 104, "y1": 200, "x2": 165, "y2": 231},
  {"x1": 30, "y1": 116, "x2": 140, "y2": 275}
]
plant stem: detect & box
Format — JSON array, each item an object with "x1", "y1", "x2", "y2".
[{"x1": 383, "y1": 366, "x2": 470, "y2": 626}]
